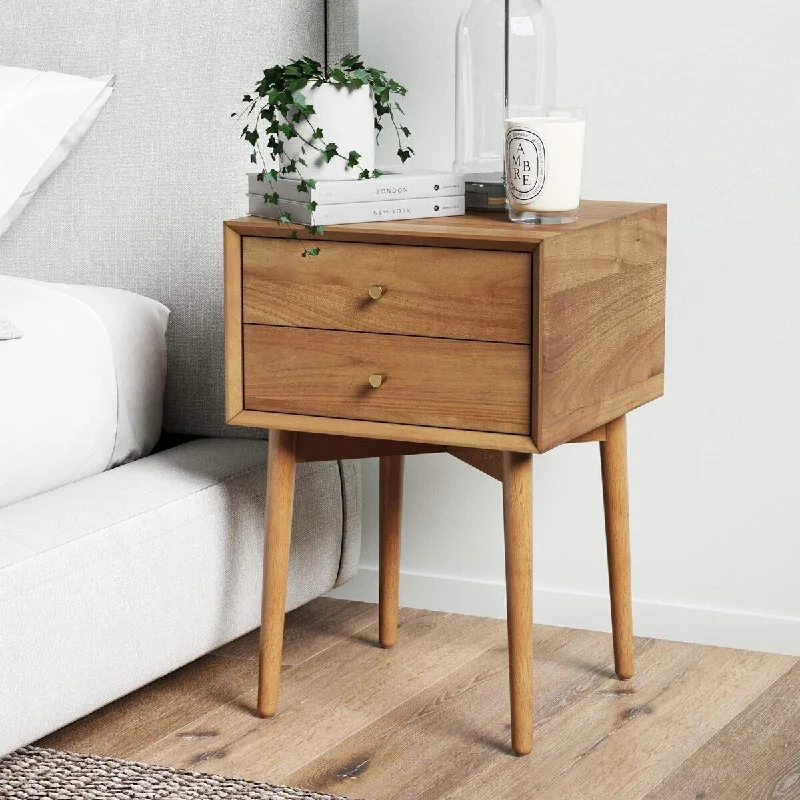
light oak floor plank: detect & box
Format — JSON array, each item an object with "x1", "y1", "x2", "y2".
[
  {"x1": 38, "y1": 598, "x2": 375, "y2": 759},
  {"x1": 129, "y1": 608, "x2": 505, "y2": 783},
  {"x1": 215, "y1": 598, "x2": 377, "y2": 665},
  {"x1": 40, "y1": 600, "x2": 799, "y2": 800},
  {"x1": 643, "y1": 662, "x2": 800, "y2": 800},
  {"x1": 287, "y1": 628, "x2": 657, "y2": 799},
  {"x1": 446, "y1": 642, "x2": 795, "y2": 800}
]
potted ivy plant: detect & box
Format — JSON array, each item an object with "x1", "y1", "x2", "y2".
[{"x1": 237, "y1": 54, "x2": 414, "y2": 255}]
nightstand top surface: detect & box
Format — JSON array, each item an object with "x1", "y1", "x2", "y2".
[{"x1": 226, "y1": 200, "x2": 665, "y2": 250}]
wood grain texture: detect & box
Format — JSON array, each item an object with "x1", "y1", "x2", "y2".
[
  {"x1": 128, "y1": 609, "x2": 505, "y2": 782},
  {"x1": 644, "y1": 662, "x2": 800, "y2": 800},
  {"x1": 227, "y1": 202, "x2": 664, "y2": 251},
  {"x1": 379, "y1": 456, "x2": 404, "y2": 649},
  {"x1": 445, "y1": 640, "x2": 795, "y2": 800},
  {"x1": 215, "y1": 599, "x2": 378, "y2": 666},
  {"x1": 447, "y1": 430, "x2": 605, "y2": 480},
  {"x1": 257, "y1": 429, "x2": 297, "y2": 718},
  {"x1": 503, "y1": 451, "x2": 534, "y2": 756},
  {"x1": 569, "y1": 424, "x2": 607, "y2": 443},
  {"x1": 295, "y1": 433, "x2": 445, "y2": 462},
  {"x1": 535, "y1": 204, "x2": 667, "y2": 450},
  {"x1": 229, "y1": 410, "x2": 539, "y2": 452},
  {"x1": 287, "y1": 626, "x2": 635, "y2": 798},
  {"x1": 243, "y1": 237, "x2": 532, "y2": 344},
  {"x1": 37, "y1": 598, "x2": 376, "y2": 759},
  {"x1": 600, "y1": 415, "x2": 635, "y2": 680},
  {"x1": 447, "y1": 447, "x2": 504, "y2": 481},
  {"x1": 42, "y1": 601, "x2": 798, "y2": 800},
  {"x1": 223, "y1": 223, "x2": 244, "y2": 421},
  {"x1": 243, "y1": 325, "x2": 531, "y2": 435}
]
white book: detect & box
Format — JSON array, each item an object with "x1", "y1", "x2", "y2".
[
  {"x1": 247, "y1": 194, "x2": 466, "y2": 226},
  {"x1": 248, "y1": 169, "x2": 465, "y2": 205}
]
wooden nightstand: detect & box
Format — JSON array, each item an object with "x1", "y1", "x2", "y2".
[{"x1": 224, "y1": 203, "x2": 667, "y2": 756}]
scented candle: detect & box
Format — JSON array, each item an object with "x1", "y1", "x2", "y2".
[{"x1": 505, "y1": 111, "x2": 586, "y2": 224}]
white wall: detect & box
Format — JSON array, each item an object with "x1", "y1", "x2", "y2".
[{"x1": 331, "y1": 0, "x2": 800, "y2": 656}]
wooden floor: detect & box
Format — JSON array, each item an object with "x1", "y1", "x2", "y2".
[{"x1": 40, "y1": 598, "x2": 800, "y2": 799}]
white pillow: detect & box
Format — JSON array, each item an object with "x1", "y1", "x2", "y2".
[{"x1": 0, "y1": 67, "x2": 115, "y2": 237}]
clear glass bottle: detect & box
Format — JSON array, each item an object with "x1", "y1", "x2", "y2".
[{"x1": 454, "y1": 0, "x2": 555, "y2": 207}]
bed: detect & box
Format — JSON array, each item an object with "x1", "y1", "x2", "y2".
[{"x1": 0, "y1": 0, "x2": 361, "y2": 756}]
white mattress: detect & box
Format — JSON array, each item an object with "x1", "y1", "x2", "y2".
[{"x1": 0, "y1": 277, "x2": 169, "y2": 507}]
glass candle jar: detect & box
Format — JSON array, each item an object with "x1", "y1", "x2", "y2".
[
  {"x1": 454, "y1": 0, "x2": 555, "y2": 205},
  {"x1": 505, "y1": 109, "x2": 587, "y2": 224}
]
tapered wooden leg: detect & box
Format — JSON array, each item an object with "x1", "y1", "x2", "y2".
[
  {"x1": 502, "y1": 451, "x2": 534, "y2": 757},
  {"x1": 379, "y1": 455, "x2": 404, "y2": 648},
  {"x1": 257, "y1": 429, "x2": 298, "y2": 718},
  {"x1": 600, "y1": 415, "x2": 635, "y2": 680}
]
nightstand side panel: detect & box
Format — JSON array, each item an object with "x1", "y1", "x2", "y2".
[
  {"x1": 535, "y1": 205, "x2": 667, "y2": 451},
  {"x1": 223, "y1": 224, "x2": 244, "y2": 422}
]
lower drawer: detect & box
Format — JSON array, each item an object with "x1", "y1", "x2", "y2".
[{"x1": 243, "y1": 326, "x2": 531, "y2": 434}]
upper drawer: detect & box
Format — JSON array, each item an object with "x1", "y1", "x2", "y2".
[{"x1": 242, "y1": 237, "x2": 531, "y2": 344}]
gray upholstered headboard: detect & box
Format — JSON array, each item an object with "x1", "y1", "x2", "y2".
[{"x1": 0, "y1": 0, "x2": 359, "y2": 437}]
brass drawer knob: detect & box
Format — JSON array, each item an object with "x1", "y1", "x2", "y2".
[
  {"x1": 368, "y1": 374, "x2": 385, "y2": 388},
  {"x1": 368, "y1": 285, "x2": 385, "y2": 300}
]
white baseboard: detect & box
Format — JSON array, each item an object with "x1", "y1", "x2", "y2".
[{"x1": 328, "y1": 566, "x2": 800, "y2": 657}]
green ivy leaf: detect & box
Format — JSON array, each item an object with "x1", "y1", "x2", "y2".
[
  {"x1": 340, "y1": 54, "x2": 364, "y2": 70},
  {"x1": 306, "y1": 247, "x2": 321, "y2": 257},
  {"x1": 239, "y1": 53, "x2": 414, "y2": 255},
  {"x1": 322, "y1": 143, "x2": 339, "y2": 163}
]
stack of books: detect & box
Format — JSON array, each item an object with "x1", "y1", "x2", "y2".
[{"x1": 247, "y1": 169, "x2": 466, "y2": 225}]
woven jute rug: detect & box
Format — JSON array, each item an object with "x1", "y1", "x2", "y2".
[{"x1": 0, "y1": 747, "x2": 354, "y2": 800}]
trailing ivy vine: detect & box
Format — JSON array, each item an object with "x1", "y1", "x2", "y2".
[{"x1": 235, "y1": 54, "x2": 414, "y2": 256}]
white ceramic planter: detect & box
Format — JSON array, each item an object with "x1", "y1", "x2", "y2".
[{"x1": 284, "y1": 82, "x2": 375, "y2": 182}]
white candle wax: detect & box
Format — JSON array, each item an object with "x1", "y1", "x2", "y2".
[{"x1": 505, "y1": 116, "x2": 586, "y2": 215}]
